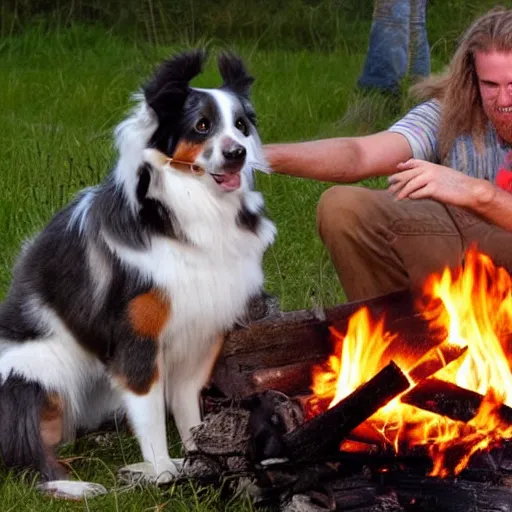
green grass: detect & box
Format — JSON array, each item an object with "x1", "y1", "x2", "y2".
[{"x1": 0, "y1": 1, "x2": 498, "y2": 507}]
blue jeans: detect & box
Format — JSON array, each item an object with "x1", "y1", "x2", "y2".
[{"x1": 358, "y1": 0, "x2": 430, "y2": 93}]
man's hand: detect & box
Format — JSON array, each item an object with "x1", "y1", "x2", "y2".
[{"x1": 388, "y1": 159, "x2": 491, "y2": 208}]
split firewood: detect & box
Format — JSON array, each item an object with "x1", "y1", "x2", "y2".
[
  {"x1": 251, "y1": 363, "x2": 320, "y2": 395},
  {"x1": 282, "y1": 361, "x2": 410, "y2": 462},
  {"x1": 213, "y1": 289, "x2": 429, "y2": 399},
  {"x1": 407, "y1": 343, "x2": 468, "y2": 383},
  {"x1": 400, "y1": 377, "x2": 512, "y2": 424}
]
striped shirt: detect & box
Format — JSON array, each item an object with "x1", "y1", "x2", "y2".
[{"x1": 388, "y1": 99, "x2": 512, "y2": 184}]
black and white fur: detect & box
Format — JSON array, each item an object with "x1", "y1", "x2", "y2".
[{"x1": 0, "y1": 50, "x2": 275, "y2": 498}]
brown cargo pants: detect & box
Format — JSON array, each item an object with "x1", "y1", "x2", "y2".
[{"x1": 317, "y1": 186, "x2": 512, "y2": 302}]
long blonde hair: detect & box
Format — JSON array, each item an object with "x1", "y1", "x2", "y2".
[{"x1": 412, "y1": 7, "x2": 512, "y2": 159}]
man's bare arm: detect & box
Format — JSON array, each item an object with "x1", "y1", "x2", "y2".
[
  {"x1": 468, "y1": 182, "x2": 512, "y2": 232},
  {"x1": 264, "y1": 131, "x2": 414, "y2": 183}
]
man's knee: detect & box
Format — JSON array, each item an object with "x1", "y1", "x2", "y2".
[{"x1": 316, "y1": 186, "x2": 382, "y2": 242}]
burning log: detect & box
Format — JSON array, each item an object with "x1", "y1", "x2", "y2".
[
  {"x1": 407, "y1": 343, "x2": 468, "y2": 383},
  {"x1": 212, "y1": 289, "x2": 432, "y2": 398},
  {"x1": 349, "y1": 423, "x2": 391, "y2": 447},
  {"x1": 400, "y1": 377, "x2": 512, "y2": 424},
  {"x1": 281, "y1": 361, "x2": 410, "y2": 462}
]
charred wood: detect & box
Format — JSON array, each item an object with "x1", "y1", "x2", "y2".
[
  {"x1": 281, "y1": 362, "x2": 410, "y2": 462},
  {"x1": 213, "y1": 290, "x2": 433, "y2": 398},
  {"x1": 377, "y1": 472, "x2": 512, "y2": 512},
  {"x1": 400, "y1": 378, "x2": 512, "y2": 424},
  {"x1": 251, "y1": 363, "x2": 319, "y2": 395},
  {"x1": 332, "y1": 485, "x2": 377, "y2": 509},
  {"x1": 407, "y1": 343, "x2": 468, "y2": 383}
]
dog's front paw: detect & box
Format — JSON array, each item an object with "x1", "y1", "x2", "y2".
[
  {"x1": 118, "y1": 459, "x2": 184, "y2": 485},
  {"x1": 37, "y1": 480, "x2": 108, "y2": 500}
]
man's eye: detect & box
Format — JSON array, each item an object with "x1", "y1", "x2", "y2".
[
  {"x1": 235, "y1": 118, "x2": 249, "y2": 136},
  {"x1": 195, "y1": 118, "x2": 210, "y2": 134}
]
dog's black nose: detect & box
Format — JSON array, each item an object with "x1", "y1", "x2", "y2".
[{"x1": 222, "y1": 144, "x2": 246, "y2": 162}]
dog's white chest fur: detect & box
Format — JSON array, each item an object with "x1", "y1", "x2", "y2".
[{"x1": 109, "y1": 181, "x2": 275, "y2": 361}]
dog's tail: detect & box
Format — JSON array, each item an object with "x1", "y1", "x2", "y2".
[{"x1": 0, "y1": 372, "x2": 62, "y2": 481}]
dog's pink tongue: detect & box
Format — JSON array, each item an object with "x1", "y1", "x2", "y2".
[{"x1": 218, "y1": 173, "x2": 241, "y2": 191}]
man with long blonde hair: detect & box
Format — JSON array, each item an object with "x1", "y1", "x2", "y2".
[{"x1": 265, "y1": 7, "x2": 512, "y2": 302}]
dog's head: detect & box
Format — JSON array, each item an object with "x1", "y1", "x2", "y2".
[{"x1": 143, "y1": 50, "x2": 263, "y2": 192}]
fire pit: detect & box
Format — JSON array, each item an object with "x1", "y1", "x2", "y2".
[{"x1": 186, "y1": 249, "x2": 512, "y2": 511}]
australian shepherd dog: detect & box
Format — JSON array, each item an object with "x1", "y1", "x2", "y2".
[{"x1": 0, "y1": 50, "x2": 275, "y2": 498}]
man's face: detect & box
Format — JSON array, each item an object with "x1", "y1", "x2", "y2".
[{"x1": 475, "y1": 49, "x2": 512, "y2": 144}]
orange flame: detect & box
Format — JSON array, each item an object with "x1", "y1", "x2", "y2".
[
  {"x1": 309, "y1": 248, "x2": 512, "y2": 476},
  {"x1": 311, "y1": 307, "x2": 396, "y2": 406}
]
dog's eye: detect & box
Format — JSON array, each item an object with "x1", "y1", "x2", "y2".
[
  {"x1": 195, "y1": 118, "x2": 210, "y2": 134},
  {"x1": 235, "y1": 118, "x2": 249, "y2": 136}
]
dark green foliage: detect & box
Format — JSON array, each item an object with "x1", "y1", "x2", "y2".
[{"x1": 2, "y1": 0, "x2": 501, "y2": 54}]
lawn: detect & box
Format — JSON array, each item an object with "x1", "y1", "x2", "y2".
[{"x1": 0, "y1": 1, "x2": 501, "y2": 509}]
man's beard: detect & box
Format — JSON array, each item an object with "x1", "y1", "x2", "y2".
[{"x1": 486, "y1": 109, "x2": 512, "y2": 145}]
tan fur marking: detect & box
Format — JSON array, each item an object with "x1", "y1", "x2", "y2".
[
  {"x1": 115, "y1": 366, "x2": 160, "y2": 396},
  {"x1": 128, "y1": 290, "x2": 171, "y2": 338},
  {"x1": 40, "y1": 393, "x2": 63, "y2": 448},
  {"x1": 171, "y1": 141, "x2": 203, "y2": 171}
]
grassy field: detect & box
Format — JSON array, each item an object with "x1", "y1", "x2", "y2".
[{"x1": 0, "y1": 1, "x2": 502, "y2": 509}]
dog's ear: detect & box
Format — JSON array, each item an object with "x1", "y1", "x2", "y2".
[
  {"x1": 218, "y1": 52, "x2": 254, "y2": 98},
  {"x1": 144, "y1": 49, "x2": 207, "y2": 121}
]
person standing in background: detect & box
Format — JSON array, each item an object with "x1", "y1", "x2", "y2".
[{"x1": 358, "y1": 0, "x2": 430, "y2": 95}]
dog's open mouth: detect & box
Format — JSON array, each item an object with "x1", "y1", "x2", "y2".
[{"x1": 211, "y1": 172, "x2": 241, "y2": 191}]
